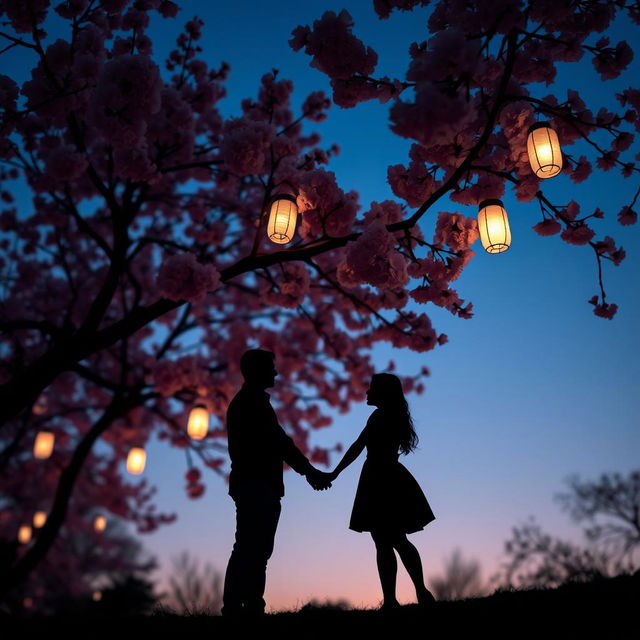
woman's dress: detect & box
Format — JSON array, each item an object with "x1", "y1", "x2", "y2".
[{"x1": 349, "y1": 409, "x2": 435, "y2": 534}]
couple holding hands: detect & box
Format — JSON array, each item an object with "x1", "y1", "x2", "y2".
[{"x1": 222, "y1": 349, "x2": 436, "y2": 617}]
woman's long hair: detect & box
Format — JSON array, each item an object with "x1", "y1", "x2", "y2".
[{"x1": 372, "y1": 373, "x2": 418, "y2": 455}]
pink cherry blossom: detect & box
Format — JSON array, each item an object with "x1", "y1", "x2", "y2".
[
  {"x1": 387, "y1": 162, "x2": 437, "y2": 208},
  {"x1": 346, "y1": 220, "x2": 408, "y2": 289},
  {"x1": 156, "y1": 252, "x2": 220, "y2": 303},
  {"x1": 570, "y1": 157, "x2": 592, "y2": 184},
  {"x1": 617, "y1": 206, "x2": 637, "y2": 225},
  {"x1": 592, "y1": 41, "x2": 634, "y2": 80},
  {"x1": 88, "y1": 54, "x2": 163, "y2": 149},
  {"x1": 560, "y1": 224, "x2": 596, "y2": 246},
  {"x1": 297, "y1": 169, "x2": 359, "y2": 238},
  {"x1": 373, "y1": 0, "x2": 430, "y2": 19},
  {"x1": 220, "y1": 118, "x2": 274, "y2": 176},
  {"x1": 588, "y1": 295, "x2": 618, "y2": 319},
  {"x1": 434, "y1": 212, "x2": 479, "y2": 251},
  {"x1": 533, "y1": 219, "x2": 562, "y2": 237},
  {"x1": 290, "y1": 10, "x2": 378, "y2": 80},
  {"x1": 262, "y1": 263, "x2": 310, "y2": 309}
]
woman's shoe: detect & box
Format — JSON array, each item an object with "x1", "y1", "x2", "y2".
[{"x1": 417, "y1": 588, "x2": 436, "y2": 607}]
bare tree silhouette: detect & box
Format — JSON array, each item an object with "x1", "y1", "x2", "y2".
[
  {"x1": 164, "y1": 551, "x2": 223, "y2": 615},
  {"x1": 429, "y1": 549, "x2": 485, "y2": 600},
  {"x1": 555, "y1": 470, "x2": 640, "y2": 569},
  {"x1": 495, "y1": 470, "x2": 640, "y2": 589}
]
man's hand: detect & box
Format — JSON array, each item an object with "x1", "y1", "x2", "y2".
[{"x1": 305, "y1": 468, "x2": 333, "y2": 491}]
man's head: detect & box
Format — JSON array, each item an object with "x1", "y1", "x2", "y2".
[{"x1": 240, "y1": 349, "x2": 277, "y2": 389}]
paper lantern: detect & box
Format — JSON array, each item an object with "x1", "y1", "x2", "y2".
[
  {"x1": 33, "y1": 511, "x2": 47, "y2": 528},
  {"x1": 187, "y1": 404, "x2": 209, "y2": 440},
  {"x1": 33, "y1": 431, "x2": 55, "y2": 459},
  {"x1": 92, "y1": 591, "x2": 102, "y2": 602},
  {"x1": 527, "y1": 122, "x2": 563, "y2": 179},
  {"x1": 478, "y1": 199, "x2": 511, "y2": 254},
  {"x1": 94, "y1": 515, "x2": 107, "y2": 532},
  {"x1": 18, "y1": 525, "x2": 32, "y2": 544},
  {"x1": 267, "y1": 194, "x2": 298, "y2": 244},
  {"x1": 126, "y1": 447, "x2": 146, "y2": 475}
]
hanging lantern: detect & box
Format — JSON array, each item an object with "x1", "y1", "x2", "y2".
[
  {"x1": 94, "y1": 515, "x2": 107, "y2": 532},
  {"x1": 33, "y1": 511, "x2": 47, "y2": 528},
  {"x1": 126, "y1": 447, "x2": 146, "y2": 475},
  {"x1": 33, "y1": 431, "x2": 55, "y2": 459},
  {"x1": 187, "y1": 404, "x2": 209, "y2": 440},
  {"x1": 267, "y1": 194, "x2": 298, "y2": 244},
  {"x1": 18, "y1": 525, "x2": 32, "y2": 544},
  {"x1": 92, "y1": 591, "x2": 102, "y2": 602},
  {"x1": 478, "y1": 199, "x2": 511, "y2": 254},
  {"x1": 527, "y1": 122, "x2": 563, "y2": 179}
]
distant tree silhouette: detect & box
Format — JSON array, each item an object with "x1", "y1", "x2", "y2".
[
  {"x1": 555, "y1": 470, "x2": 640, "y2": 567},
  {"x1": 0, "y1": 516, "x2": 156, "y2": 614},
  {"x1": 496, "y1": 470, "x2": 639, "y2": 589},
  {"x1": 429, "y1": 549, "x2": 485, "y2": 600},
  {"x1": 97, "y1": 574, "x2": 158, "y2": 616},
  {"x1": 165, "y1": 551, "x2": 223, "y2": 615},
  {"x1": 299, "y1": 598, "x2": 351, "y2": 611}
]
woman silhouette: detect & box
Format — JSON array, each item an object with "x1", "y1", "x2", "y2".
[{"x1": 328, "y1": 373, "x2": 436, "y2": 610}]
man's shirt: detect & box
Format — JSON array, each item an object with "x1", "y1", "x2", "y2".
[{"x1": 226, "y1": 383, "x2": 313, "y2": 498}]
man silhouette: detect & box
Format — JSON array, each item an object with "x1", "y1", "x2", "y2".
[{"x1": 221, "y1": 349, "x2": 331, "y2": 617}]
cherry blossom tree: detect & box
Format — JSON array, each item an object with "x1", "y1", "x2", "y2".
[{"x1": 0, "y1": 0, "x2": 637, "y2": 601}]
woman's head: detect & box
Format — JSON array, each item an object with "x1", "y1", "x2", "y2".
[
  {"x1": 366, "y1": 373, "x2": 404, "y2": 407},
  {"x1": 367, "y1": 373, "x2": 418, "y2": 455}
]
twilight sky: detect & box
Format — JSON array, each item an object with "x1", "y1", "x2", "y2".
[
  {"x1": 12, "y1": 0, "x2": 640, "y2": 611},
  {"x1": 131, "y1": 1, "x2": 639, "y2": 610}
]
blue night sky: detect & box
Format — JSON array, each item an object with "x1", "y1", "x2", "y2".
[{"x1": 9, "y1": 0, "x2": 639, "y2": 610}]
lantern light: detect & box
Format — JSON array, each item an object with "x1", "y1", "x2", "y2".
[
  {"x1": 92, "y1": 591, "x2": 102, "y2": 602},
  {"x1": 527, "y1": 122, "x2": 563, "y2": 179},
  {"x1": 94, "y1": 515, "x2": 107, "y2": 532},
  {"x1": 33, "y1": 431, "x2": 55, "y2": 459},
  {"x1": 187, "y1": 404, "x2": 210, "y2": 440},
  {"x1": 18, "y1": 525, "x2": 32, "y2": 544},
  {"x1": 126, "y1": 447, "x2": 146, "y2": 475},
  {"x1": 267, "y1": 194, "x2": 298, "y2": 245},
  {"x1": 478, "y1": 199, "x2": 511, "y2": 254},
  {"x1": 33, "y1": 511, "x2": 47, "y2": 528}
]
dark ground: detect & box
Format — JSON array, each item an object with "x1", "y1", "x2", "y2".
[{"x1": 3, "y1": 572, "x2": 638, "y2": 640}]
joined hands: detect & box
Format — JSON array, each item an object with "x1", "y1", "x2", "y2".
[{"x1": 306, "y1": 468, "x2": 336, "y2": 491}]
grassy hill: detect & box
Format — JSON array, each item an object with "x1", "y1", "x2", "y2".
[{"x1": 4, "y1": 572, "x2": 638, "y2": 639}]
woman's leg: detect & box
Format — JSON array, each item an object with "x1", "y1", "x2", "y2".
[
  {"x1": 371, "y1": 530, "x2": 399, "y2": 607},
  {"x1": 392, "y1": 533, "x2": 435, "y2": 604}
]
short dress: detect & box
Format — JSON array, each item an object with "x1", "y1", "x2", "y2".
[{"x1": 349, "y1": 409, "x2": 435, "y2": 534}]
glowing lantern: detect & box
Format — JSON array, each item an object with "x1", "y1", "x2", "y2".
[
  {"x1": 187, "y1": 404, "x2": 209, "y2": 440},
  {"x1": 18, "y1": 525, "x2": 32, "y2": 544},
  {"x1": 92, "y1": 591, "x2": 102, "y2": 602},
  {"x1": 33, "y1": 431, "x2": 55, "y2": 459},
  {"x1": 527, "y1": 122, "x2": 563, "y2": 179},
  {"x1": 33, "y1": 511, "x2": 47, "y2": 528},
  {"x1": 267, "y1": 194, "x2": 298, "y2": 244},
  {"x1": 478, "y1": 199, "x2": 511, "y2": 254},
  {"x1": 126, "y1": 447, "x2": 146, "y2": 475},
  {"x1": 94, "y1": 515, "x2": 107, "y2": 532},
  {"x1": 23, "y1": 597, "x2": 33, "y2": 608}
]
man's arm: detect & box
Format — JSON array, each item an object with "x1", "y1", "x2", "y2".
[{"x1": 276, "y1": 426, "x2": 332, "y2": 490}]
